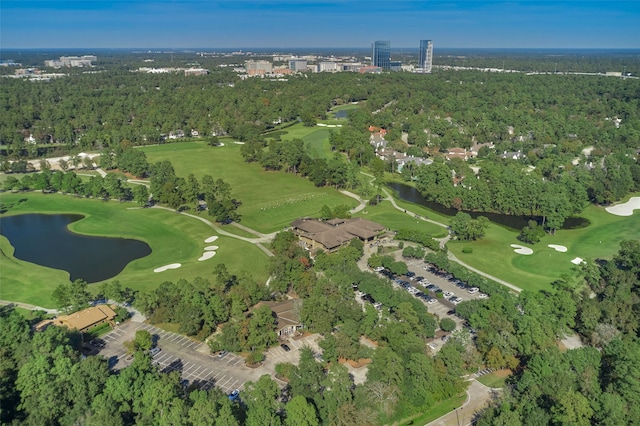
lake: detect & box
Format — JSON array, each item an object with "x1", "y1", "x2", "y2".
[
  {"x1": 387, "y1": 182, "x2": 589, "y2": 230},
  {"x1": 0, "y1": 214, "x2": 151, "y2": 283}
]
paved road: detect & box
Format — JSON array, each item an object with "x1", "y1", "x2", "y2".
[{"x1": 427, "y1": 379, "x2": 498, "y2": 426}]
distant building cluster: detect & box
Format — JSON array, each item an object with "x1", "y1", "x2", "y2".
[
  {"x1": 44, "y1": 55, "x2": 97, "y2": 68},
  {"x1": 241, "y1": 39, "x2": 434, "y2": 78},
  {"x1": 136, "y1": 67, "x2": 209, "y2": 76},
  {"x1": 372, "y1": 39, "x2": 433, "y2": 73}
]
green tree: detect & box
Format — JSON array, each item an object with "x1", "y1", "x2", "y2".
[{"x1": 285, "y1": 395, "x2": 319, "y2": 426}]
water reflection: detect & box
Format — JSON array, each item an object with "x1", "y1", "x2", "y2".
[{"x1": 387, "y1": 182, "x2": 589, "y2": 230}]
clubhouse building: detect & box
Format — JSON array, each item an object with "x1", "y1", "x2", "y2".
[{"x1": 291, "y1": 217, "x2": 386, "y2": 253}]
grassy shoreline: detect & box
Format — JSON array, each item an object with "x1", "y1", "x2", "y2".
[{"x1": 0, "y1": 192, "x2": 270, "y2": 307}]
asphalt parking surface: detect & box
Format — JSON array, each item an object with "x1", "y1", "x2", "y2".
[
  {"x1": 95, "y1": 320, "x2": 326, "y2": 394},
  {"x1": 97, "y1": 321, "x2": 262, "y2": 394}
]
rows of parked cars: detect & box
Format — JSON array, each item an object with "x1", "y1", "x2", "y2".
[
  {"x1": 370, "y1": 262, "x2": 489, "y2": 308},
  {"x1": 423, "y1": 264, "x2": 489, "y2": 300}
]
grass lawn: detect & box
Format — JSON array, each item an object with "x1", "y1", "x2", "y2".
[
  {"x1": 447, "y1": 195, "x2": 640, "y2": 292},
  {"x1": 0, "y1": 192, "x2": 270, "y2": 307},
  {"x1": 476, "y1": 370, "x2": 511, "y2": 388},
  {"x1": 392, "y1": 392, "x2": 467, "y2": 425},
  {"x1": 354, "y1": 200, "x2": 448, "y2": 237},
  {"x1": 141, "y1": 141, "x2": 356, "y2": 233}
]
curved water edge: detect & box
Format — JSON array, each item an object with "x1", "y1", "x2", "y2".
[
  {"x1": 387, "y1": 181, "x2": 590, "y2": 230},
  {"x1": 0, "y1": 213, "x2": 152, "y2": 283}
]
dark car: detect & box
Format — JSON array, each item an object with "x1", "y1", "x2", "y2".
[
  {"x1": 406, "y1": 271, "x2": 416, "y2": 278},
  {"x1": 280, "y1": 343, "x2": 291, "y2": 352},
  {"x1": 228, "y1": 389, "x2": 240, "y2": 401}
]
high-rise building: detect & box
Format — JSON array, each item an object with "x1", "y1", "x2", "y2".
[
  {"x1": 372, "y1": 40, "x2": 391, "y2": 70},
  {"x1": 419, "y1": 40, "x2": 433, "y2": 73}
]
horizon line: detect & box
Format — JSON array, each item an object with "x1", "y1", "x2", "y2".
[{"x1": 3, "y1": 46, "x2": 639, "y2": 51}]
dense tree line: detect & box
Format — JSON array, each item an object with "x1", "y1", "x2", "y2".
[
  {"x1": 135, "y1": 266, "x2": 269, "y2": 339},
  {"x1": 474, "y1": 240, "x2": 640, "y2": 425}
]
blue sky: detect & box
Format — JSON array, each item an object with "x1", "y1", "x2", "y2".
[{"x1": 2, "y1": 1, "x2": 639, "y2": 49}]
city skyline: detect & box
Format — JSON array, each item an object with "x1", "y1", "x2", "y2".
[{"x1": 1, "y1": 1, "x2": 639, "y2": 49}]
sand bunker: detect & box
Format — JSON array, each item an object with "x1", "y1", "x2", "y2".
[
  {"x1": 198, "y1": 251, "x2": 216, "y2": 261},
  {"x1": 233, "y1": 141, "x2": 244, "y2": 145},
  {"x1": 205, "y1": 236, "x2": 219, "y2": 243},
  {"x1": 154, "y1": 263, "x2": 181, "y2": 272},
  {"x1": 204, "y1": 245, "x2": 219, "y2": 251},
  {"x1": 606, "y1": 197, "x2": 640, "y2": 217},
  {"x1": 571, "y1": 257, "x2": 584, "y2": 265},
  {"x1": 511, "y1": 244, "x2": 533, "y2": 255},
  {"x1": 548, "y1": 244, "x2": 568, "y2": 252}
]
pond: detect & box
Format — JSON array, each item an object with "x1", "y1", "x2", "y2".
[
  {"x1": 334, "y1": 110, "x2": 349, "y2": 119},
  {"x1": 0, "y1": 214, "x2": 151, "y2": 283},
  {"x1": 387, "y1": 182, "x2": 589, "y2": 230}
]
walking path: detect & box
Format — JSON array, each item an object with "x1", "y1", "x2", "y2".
[
  {"x1": 0, "y1": 300, "x2": 59, "y2": 315},
  {"x1": 447, "y1": 252, "x2": 522, "y2": 293},
  {"x1": 151, "y1": 206, "x2": 275, "y2": 257}
]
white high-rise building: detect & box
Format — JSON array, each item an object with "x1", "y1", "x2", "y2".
[{"x1": 419, "y1": 40, "x2": 433, "y2": 73}]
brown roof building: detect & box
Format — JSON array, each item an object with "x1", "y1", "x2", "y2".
[
  {"x1": 36, "y1": 305, "x2": 118, "y2": 333},
  {"x1": 291, "y1": 217, "x2": 386, "y2": 252}
]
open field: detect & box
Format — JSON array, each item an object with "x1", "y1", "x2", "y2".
[
  {"x1": 447, "y1": 194, "x2": 640, "y2": 291},
  {"x1": 0, "y1": 192, "x2": 270, "y2": 307},
  {"x1": 354, "y1": 199, "x2": 448, "y2": 237},
  {"x1": 141, "y1": 141, "x2": 356, "y2": 233}
]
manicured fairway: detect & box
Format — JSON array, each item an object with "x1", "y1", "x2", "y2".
[
  {"x1": 141, "y1": 141, "x2": 357, "y2": 233},
  {"x1": 447, "y1": 195, "x2": 640, "y2": 291},
  {"x1": 0, "y1": 192, "x2": 269, "y2": 307}
]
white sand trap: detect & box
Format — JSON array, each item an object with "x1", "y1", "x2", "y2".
[
  {"x1": 571, "y1": 257, "x2": 584, "y2": 265},
  {"x1": 510, "y1": 244, "x2": 534, "y2": 255},
  {"x1": 198, "y1": 251, "x2": 216, "y2": 261},
  {"x1": 154, "y1": 263, "x2": 181, "y2": 272},
  {"x1": 548, "y1": 244, "x2": 568, "y2": 252},
  {"x1": 233, "y1": 141, "x2": 244, "y2": 145},
  {"x1": 204, "y1": 245, "x2": 219, "y2": 251},
  {"x1": 606, "y1": 197, "x2": 640, "y2": 216},
  {"x1": 316, "y1": 123, "x2": 327, "y2": 127},
  {"x1": 205, "y1": 236, "x2": 219, "y2": 243}
]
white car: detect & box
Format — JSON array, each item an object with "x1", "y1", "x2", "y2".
[
  {"x1": 468, "y1": 287, "x2": 479, "y2": 294},
  {"x1": 374, "y1": 266, "x2": 384, "y2": 272},
  {"x1": 478, "y1": 293, "x2": 489, "y2": 299},
  {"x1": 427, "y1": 298, "x2": 437, "y2": 305},
  {"x1": 443, "y1": 291, "x2": 454, "y2": 298}
]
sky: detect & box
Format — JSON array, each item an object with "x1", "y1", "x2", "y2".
[{"x1": 2, "y1": 1, "x2": 639, "y2": 49}]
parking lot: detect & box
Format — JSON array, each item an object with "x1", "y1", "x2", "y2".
[{"x1": 95, "y1": 321, "x2": 273, "y2": 394}]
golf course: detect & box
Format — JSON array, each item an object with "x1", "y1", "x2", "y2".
[{"x1": 0, "y1": 192, "x2": 270, "y2": 307}]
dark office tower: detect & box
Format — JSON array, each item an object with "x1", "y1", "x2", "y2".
[
  {"x1": 419, "y1": 40, "x2": 433, "y2": 73},
  {"x1": 372, "y1": 40, "x2": 391, "y2": 70}
]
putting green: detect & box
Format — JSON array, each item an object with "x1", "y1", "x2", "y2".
[{"x1": 0, "y1": 192, "x2": 269, "y2": 307}]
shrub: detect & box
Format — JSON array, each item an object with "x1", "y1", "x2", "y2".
[
  {"x1": 462, "y1": 247, "x2": 473, "y2": 254},
  {"x1": 440, "y1": 318, "x2": 457, "y2": 332}
]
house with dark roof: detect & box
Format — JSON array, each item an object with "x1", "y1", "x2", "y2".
[{"x1": 291, "y1": 217, "x2": 386, "y2": 252}]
